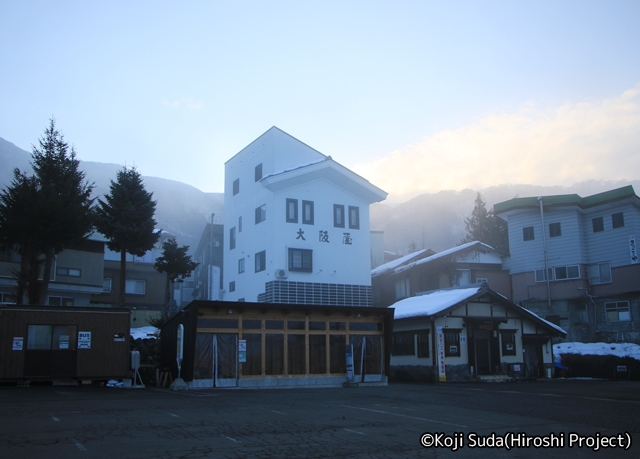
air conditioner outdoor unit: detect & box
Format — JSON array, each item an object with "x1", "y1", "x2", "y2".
[{"x1": 276, "y1": 269, "x2": 288, "y2": 279}]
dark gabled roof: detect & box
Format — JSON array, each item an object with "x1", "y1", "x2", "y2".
[{"x1": 494, "y1": 185, "x2": 639, "y2": 215}]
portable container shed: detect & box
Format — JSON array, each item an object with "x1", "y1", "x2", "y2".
[{"x1": 0, "y1": 305, "x2": 130, "y2": 382}]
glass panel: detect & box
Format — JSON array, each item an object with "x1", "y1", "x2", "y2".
[
  {"x1": 215, "y1": 334, "x2": 237, "y2": 379},
  {"x1": 309, "y1": 335, "x2": 327, "y2": 374},
  {"x1": 265, "y1": 334, "x2": 284, "y2": 375},
  {"x1": 265, "y1": 320, "x2": 283, "y2": 330},
  {"x1": 242, "y1": 333, "x2": 262, "y2": 376},
  {"x1": 364, "y1": 336, "x2": 382, "y2": 375},
  {"x1": 242, "y1": 319, "x2": 262, "y2": 329},
  {"x1": 287, "y1": 320, "x2": 305, "y2": 330},
  {"x1": 194, "y1": 333, "x2": 214, "y2": 379},
  {"x1": 330, "y1": 335, "x2": 346, "y2": 373},
  {"x1": 197, "y1": 318, "x2": 238, "y2": 329},
  {"x1": 287, "y1": 334, "x2": 306, "y2": 375},
  {"x1": 350, "y1": 322, "x2": 382, "y2": 331},
  {"x1": 309, "y1": 321, "x2": 326, "y2": 330},
  {"x1": 27, "y1": 325, "x2": 52, "y2": 350},
  {"x1": 329, "y1": 321, "x2": 345, "y2": 330}
]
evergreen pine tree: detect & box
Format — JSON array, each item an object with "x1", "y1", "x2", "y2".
[
  {"x1": 461, "y1": 192, "x2": 509, "y2": 254},
  {"x1": 154, "y1": 237, "x2": 198, "y2": 321},
  {"x1": 0, "y1": 119, "x2": 94, "y2": 304},
  {"x1": 95, "y1": 166, "x2": 159, "y2": 307}
]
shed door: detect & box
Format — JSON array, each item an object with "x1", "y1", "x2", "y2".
[{"x1": 24, "y1": 325, "x2": 77, "y2": 379}]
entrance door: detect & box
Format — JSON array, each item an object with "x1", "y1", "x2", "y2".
[
  {"x1": 24, "y1": 325, "x2": 77, "y2": 379},
  {"x1": 350, "y1": 335, "x2": 383, "y2": 382},
  {"x1": 523, "y1": 340, "x2": 543, "y2": 378},
  {"x1": 214, "y1": 334, "x2": 238, "y2": 387},
  {"x1": 474, "y1": 330, "x2": 492, "y2": 375}
]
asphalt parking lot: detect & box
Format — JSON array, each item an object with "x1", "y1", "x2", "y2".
[{"x1": 0, "y1": 379, "x2": 638, "y2": 458}]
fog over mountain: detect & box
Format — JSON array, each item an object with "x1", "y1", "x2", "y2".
[{"x1": 2, "y1": 136, "x2": 638, "y2": 255}]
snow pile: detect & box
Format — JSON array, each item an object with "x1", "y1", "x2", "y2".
[
  {"x1": 554, "y1": 342, "x2": 640, "y2": 362},
  {"x1": 130, "y1": 326, "x2": 160, "y2": 340}
]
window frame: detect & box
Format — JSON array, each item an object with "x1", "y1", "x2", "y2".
[
  {"x1": 229, "y1": 281, "x2": 236, "y2": 293},
  {"x1": 229, "y1": 226, "x2": 236, "y2": 250},
  {"x1": 554, "y1": 265, "x2": 580, "y2": 281},
  {"x1": 549, "y1": 222, "x2": 562, "y2": 238},
  {"x1": 255, "y1": 250, "x2": 266, "y2": 273},
  {"x1": 588, "y1": 262, "x2": 612, "y2": 285},
  {"x1": 500, "y1": 330, "x2": 517, "y2": 356},
  {"x1": 288, "y1": 248, "x2": 313, "y2": 272},
  {"x1": 125, "y1": 278, "x2": 146, "y2": 295},
  {"x1": 255, "y1": 204, "x2": 266, "y2": 224},
  {"x1": 103, "y1": 277, "x2": 112, "y2": 292},
  {"x1": 523, "y1": 226, "x2": 535, "y2": 241},
  {"x1": 605, "y1": 301, "x2": 631, "y2": 322},
  {"x1": 612, "y1": 212, "x2": 625, "y2": 229},
  {"x1": 392, "y1": 331, "x2": 415, "y2": 356},
  {"x1": 238, "y1": 258, "x2": 245, "y2": 274},
  {"x1": 286, "y1": 198, "x2": 298, "y2": 223},
  {"x1": 232, "y1": 178, "x2": 239, "y2": 196},
  {"x1": 333, "y1": 204, "x2": 345, "y2": 228},
  {"x1": 444, "y1": 330, "x2": 461, "y2": 357},
  {"x1": 302, "y1": 200, "x2": 314, "y2": 225},
  {"x1": 56, "y1": 267, "x2": 81, "y2": 277},
  {"x1": 417, "y1": 331, "x2": 430, "y2": 358},
  {"x1": 255, "y1": 163, "x2": 263, "y2": 182},
  {"x1": 348, "y1": 206, "x2": 360, "y2": 230},
  {"x1": 592, "y1": 216, "x2": 604, "y2": 233}
]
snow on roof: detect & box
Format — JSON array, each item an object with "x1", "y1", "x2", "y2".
[
  {"x1": 513, "y1": 303, "x2": 567, "y2": 336},
  {"x1": 554, "y1": 342, "x2": 640, "y2": 362},
  {"x1": 371, "y1": 249, "x2": 430, "y2": 277},
  {"x1": 130, "y1": 326, "x2": 159, "y2": 340},
  {"x1": 260, "y1": 158, "x2": 328, "y2": 181},
  {"x1": 390, "y1": 287, "x2": 482, "y2": 320},
  {"x1": 396, "y1": 241, "x2": 496, "y2": 274}
]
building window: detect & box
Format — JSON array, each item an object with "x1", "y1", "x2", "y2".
[
  {"x1": 286, "y1": 199, "x2": 298, "y2": 223},
  {"x1": 348, "y1": 206, "x2": 360, "y2": 229},
  {"x1": 392, "y1": 332, "x2": 415, "y2": 356},
  {"x1": 48, "y1": 296, "x2": 74, "y2": 306},
  {"x1": 288, "y1": 248, "x2": 312, "y2": 272},
  {"x1": 239, "y1": 216, "x2": 242, "y2": 233},
  {"x1": 302, "y1": 200, "x2": 314, "y2": 225},
  {"x1": 535, "y1": 268, "x2": 553, "y2": 282},
  {"x1": 103, "y1": 277, "x2": 112, "y2": 292},
  {"x1": 592, "y1": 217, "x2": 604, "y2": 233},
  {"x1": 606, "y1": 301, "x2": 631, "y2": 321},
  {"x1": 612, "y1": 212, "x2": 625, "y2": 229},
  {"x1": 588, "y1": 262, "x2": 612, "y2": 285},
  {"x1": 554, "y1": 265, "x2": 580, "y2": 280},
  {"x1": 255, "y1": 250, "x2": 266, "y2": 273},
  {"x1": 56, "y1": 267, "x2": 81, "y2": 277},
  {"x1": 523, "y1": 226, "x2": 534, "y2": 241},
  {"x1": 255, "y1": 204, "x2": 266, "y2": 224},
  {"x1": 417, "y1": 331, "x2": 429, "y2": 358},
  {"x1": 233, "y1": 178, "x2": 239, "y2": 195},
  {"x1": 0, "y1": 292, "x2": 17, "y2": 304},
  {"x1": 333, "y1": 204, "x2": 345, "y2": 228},
  {"x1": 238, "y1": 258, "x2": 245, "y2": 274},
  {"x1": 444, "y1": 330, "x2": 460, "y2": 357},
  {"x1": 453, "y1": 269, "x2": 471, "y2": 287},
  {"x1": 549, "y1": 222, "x2": 562, "y2": 238},
  {"x1": 125, "y1": 279, "x2": 146, "y2": 295},
  {"x1": 230, "y1": 227, "x2": 236, "y2": 250},
  {"x1": 229, "y1": 281, "x2": 236, "y2": 293},
  {"x1": 501, "y1": 331, "x2": 516, "y2": 356},
  {"x1": 394, "y1": 278, "x2": 410, "y2": 300},
  {"x1": 255, "y1": 163, "x2": 263, "y2": 182}
]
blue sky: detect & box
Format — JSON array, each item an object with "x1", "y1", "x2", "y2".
[{"x1": 1, "y1": 1, "x2": 639, "y2": 202}]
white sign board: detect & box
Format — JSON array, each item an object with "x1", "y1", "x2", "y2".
[
  {"x1": 436, "y1": 327, "x2": 446, "y2": 382},
  {"x1": 78, "y1": 331, "x2": 91, "y2": 349},
  {"x1": 13, "y1": 337, "x2": 23, "y2": 351},
  {"x1": 630, "y1": 235, "x2": 638, "y2": 264}
]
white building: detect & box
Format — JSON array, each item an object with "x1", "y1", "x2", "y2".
[{"x1": 223, "y1": 127, "x2": 387, "y2": 305}]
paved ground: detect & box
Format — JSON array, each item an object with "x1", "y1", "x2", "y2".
[{"x1": 0, "y1": 379, "x2": 638, "y2": 458}]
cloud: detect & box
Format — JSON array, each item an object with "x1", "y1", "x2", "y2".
[
  {"x1": 163, "y1": 98, "x2": 204, "y2": 111},
  {"x1": 354, "y1": 84, "x2": 640, "y2": 203}
]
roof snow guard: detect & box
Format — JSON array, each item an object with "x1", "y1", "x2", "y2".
[{"x1": 390, "y1": 286, "x2": 566, "y2": 337}]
